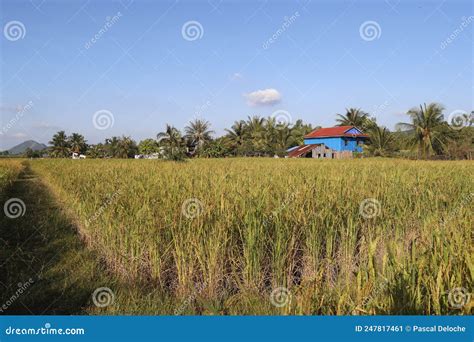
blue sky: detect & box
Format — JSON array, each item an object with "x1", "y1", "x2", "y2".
[{"x1": 0, "y1": 0, "x2": 472, "y2": 148}]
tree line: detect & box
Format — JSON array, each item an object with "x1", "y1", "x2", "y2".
[{"x1": 28, "y1": 103, "x2": 474, "y2": 160}]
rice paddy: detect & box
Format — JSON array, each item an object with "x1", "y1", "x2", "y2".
[
  {"x1": 14, "y1": 158, "x2": 470, "y2": 315},
  {"x1": 0, "y1": 160, "x2": 23, "y2": 196}
]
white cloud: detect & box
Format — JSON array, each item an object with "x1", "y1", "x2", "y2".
[
  {"x1": 244, "y1": 88, "x2": 281, "y2": 106},
  {"x1": 231, "y1": 73, "x2": 243, "y2": 81}
]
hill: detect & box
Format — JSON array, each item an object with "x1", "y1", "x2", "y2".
[{"x1": 7, "y1": 140, "x2": 48, "y2": 155}]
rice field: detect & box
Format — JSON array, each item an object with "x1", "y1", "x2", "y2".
[
  {"x1": 21, "y1": 158, "x2": 472, "y2": 315},
  {"x1": 0, "y1": 160, "x2": 23, "y2": 193}
]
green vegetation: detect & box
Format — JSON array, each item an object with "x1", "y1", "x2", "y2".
[
  {"x1": 17, "y1": 158, "x2": 471, "y2": 315},
  {"x1": 2, "y1": 104, "x2": 472, "y2": 160},
  {"x1": 397, "y1": 103, "x2": 453, "y2": 159},
  {"x1": 39, "y1": 103, "x2": 473, "y2": 160}
]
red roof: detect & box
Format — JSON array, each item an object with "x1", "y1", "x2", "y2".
[
  {"x1": 288, "y1": 144, "x2": 322, "y2": 158},
  {"x1": 304, "y1": 126, "x2": 368, "y2": 139}
]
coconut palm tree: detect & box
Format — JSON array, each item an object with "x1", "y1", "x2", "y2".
[
  {"x1": 366, "y1": 125, "x2": 393, "y2": 156},
  {"x1": 116, "y1": 136, "x2": 138, "y2": 158},
  {"x1": 157, "y1": 124, "x2": 186, "y2": 160},
  {"x1": 246, "y1": 115, "x2": 266, "y2": 155},
  {"x1": 396, "y1": 103, "x2": 447, "y2": 159},
  {"x1": 157, "y1": 124, "x2": 183, "y2": 146},
  {"x1": 184, "y1": 119, "x2": 214, "y2": 154},
  {"x1": 68, "y1": 133, "x2": 87, "y2": 154},
  {"x1": 225, "y1": 120, "x2": 247, "y2": 156},
  {"x1": 274, "y1": 124, "x2": 295, "y2": 156},
  {"x1": 86, "y1": 143, "x2": 107, "y2": 158},
  {"x1": 336, "y1": 108, "x2": 369, "y2": 129},
  {"x1": 290, "y1": 119, "x2": 314, "y2": 146},
  {"x1": 264, "y1": 117, "x2": 278, "y2": 154},
  {"x1": 105, "y1": 136, "x2": 120, "y2": 158},
  {"x1": 246, "y1": 115, "x2": 265, "y2": 132},
  {"x1": 49, "y1": 131, "x2": 70, "y2": 158}
]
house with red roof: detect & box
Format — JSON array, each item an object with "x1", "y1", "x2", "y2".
[{"x1": 288, "y1": 126, "x2": 369, "y2": 159}]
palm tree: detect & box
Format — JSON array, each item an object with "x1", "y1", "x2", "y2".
[
  {"x1": 157, "y1": 124, "x2": 186, "y2": 160},
  {"x1": 366, "y1": 125, "x2": 393, "y2": 156},
  {"x1": 157, "y1": 124, "x2": 183, "y2": 146},
  {"x1": 264, "y1": 117, "x2": 278, "y2": 154},
  {"x1": 274, "y1": 124, "x2": 295, "y2": 156},
  {"x1": 336, "y1": 108, "x2": 369, "y2": 129},
  {"x1": 86, "y1": 144, "x2": 107, "y2": 158},
  {"x1": 116, "y1": 136, "x2": 138, "y2": 158},
  {"x1": 225, "y1": 120, "x2": 247, "y2": 156},
  {"x1": 49, "y1": 131, "x2": 70, "y2": 158},
  {"x1": 396, "y1": 103, "x2": 447, "y2": 159},
  {"x1": 68, "y1": 133, "x2": 87, "y2": 154},
  {"x1": 246, "y1": 115, "x2": 265, "y2": 132},
  {"x1": 246, "y1": 115, "x2": 266, "y2": 156},
  {"x1": 105, "y1": 136, "x2": 120, "y2": 157},
  {"x1": 291, "y1": 119, "x2": 313, "y2": 146},
  {"x1": 184, "y1": 119, "x2": 214, "y2": 154}
]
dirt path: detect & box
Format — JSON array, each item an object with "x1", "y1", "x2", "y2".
[{"x1": 0, "y1": 162, "x2": 110, "y2": 314}]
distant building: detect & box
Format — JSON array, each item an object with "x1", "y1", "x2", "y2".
[
  {"x1": 288, "y1": 126, "x2": 369, "y2": 159},
  {"x1": 72, "y1": 152, "x2": 86, "y2": 159},
  {"x1": 134, "y1": 152, "x2": 161, "y2": 159}
]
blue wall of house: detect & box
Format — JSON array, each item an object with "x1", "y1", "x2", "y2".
[
  {"x1": 303, "y1": 137, "x2": 364, "y2": 152},
  {"x1": 342, "y1": 138, "x2": 363, "y2": 152},
  {"x1": 304, "y1": 137, "x2": 341, "y2": 151}
]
